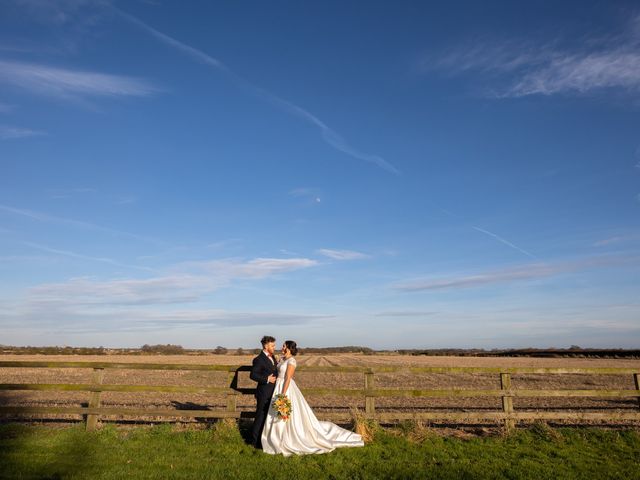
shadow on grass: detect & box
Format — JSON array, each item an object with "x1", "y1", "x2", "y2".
[
  {"x1": 0, "y1": 389, "x2": 97, "y2": 478},
  {"x1": 0, "y1": 423, "x2": 94, "y2": 480}
]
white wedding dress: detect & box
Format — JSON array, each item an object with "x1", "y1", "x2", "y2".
[{"x1": 261, "y1": 356, "x2": 364, "y2": 456}]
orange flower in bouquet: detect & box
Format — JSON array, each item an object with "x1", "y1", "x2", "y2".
[{"x1": 272, "y1": 393, "x2": 292, "y2": 421}]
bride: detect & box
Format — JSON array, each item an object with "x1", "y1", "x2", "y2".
[{"x1": 261, "y1": 340, "x2": 365, "y2": 456}]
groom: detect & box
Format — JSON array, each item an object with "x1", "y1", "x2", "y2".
[{"x1": 249, "y1": 335, "x2": 278, "y2": 448}]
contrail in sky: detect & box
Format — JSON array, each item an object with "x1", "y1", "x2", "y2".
[
  {"x1": 0, "y1": 204, "x2": 163, "y2": 245},
  {"x1": 23, "y1": 241, "x2": 156, "y2": 272},
  {"x1": 113, "y1": 7, "x2": 400, "y2": 175},
  {"x1": 424, "y1": 200, "x2": 536, "y2": 259},
  {"x1": 472, "y1": 226, "x2": 536, "y2": 259}
]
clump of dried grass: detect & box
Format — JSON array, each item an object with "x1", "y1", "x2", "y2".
[
  {"x1": 407, "y1": 420, "x2": 436, "y2": 443},
  {"x1": 394, "y1": 419, "x2": 438, "y2": 443},
  {"x1": 350, "y1": 408, "x2": 378, "y2": 443},
  {"x1": 210, "y1": 418, "x2": 239, "y2": 440},
  {"x1": 530, "y1": 420, "x2": 564, "y2": 442}
]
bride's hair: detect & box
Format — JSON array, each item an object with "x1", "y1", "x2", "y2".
[{"x1": 284, "y1": 340, "x2": 298, "y2": 356}]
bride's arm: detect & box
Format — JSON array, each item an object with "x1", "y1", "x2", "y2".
[{"x1": 282, "y1": 363, "x2": 296, "y2": 395}]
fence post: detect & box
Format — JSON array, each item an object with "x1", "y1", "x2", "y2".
[
  {"x1": 634, "y1": 373, "x2": 640, "y2": 410},
  {"x1": 86, "y1": 368, "x2": 104, "y2": 431},
  {"x1": 226, "y1": 371, "x2": 238, "y2": 416},
  {"x1": 500, "y1": 372, "x2": 515, "y2": 431},
  {"x1": 364, "y1": 370, "x2": 375, "y2": 418}
]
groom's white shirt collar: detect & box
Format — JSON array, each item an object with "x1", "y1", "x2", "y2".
[{"x1": 262, "y1": 349, "x2": 274, "y2": 362}]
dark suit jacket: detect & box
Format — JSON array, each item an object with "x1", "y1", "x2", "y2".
[{"x1": 250, "y1": 351, "x2": 278, "y2": 401}]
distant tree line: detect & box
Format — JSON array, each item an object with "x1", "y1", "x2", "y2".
[
  {"x1": 0, "y1": 346, "x2": 108, "y2": 355},
  {"x1": 140, "y1": 344, "x2": 185, "y2": 355},
  {"x1": 2, "y1": 344, "x2": 637, "y2": 359},
  {"x1": 391, "y1": 347, "x2": 640, "y2": 359},
  {"x1": 299, "y1": 346, "x2": 374, "y2": 354}
]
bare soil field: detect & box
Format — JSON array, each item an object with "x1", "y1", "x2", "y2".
[{"x1": 1, "y1": 354, "x2": 639, "y2": 427}]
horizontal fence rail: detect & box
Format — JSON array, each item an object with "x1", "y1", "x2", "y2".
[{"x1": 0, "y1": 361, "x2": 639, "y2": 430}]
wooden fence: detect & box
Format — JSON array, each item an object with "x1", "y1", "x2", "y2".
[{"x1": 0, "y1": 361, "x2": 639, "y2": 431}]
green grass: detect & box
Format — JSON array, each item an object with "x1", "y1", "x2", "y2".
[{"x1": 0, "y1": 422, "x2": 638, "y2": 479}]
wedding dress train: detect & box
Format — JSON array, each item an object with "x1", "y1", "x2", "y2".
[{"x1": 261, "y1": 357, "x2": 364, "y2": 456}]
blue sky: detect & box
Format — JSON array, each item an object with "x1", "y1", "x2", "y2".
[{"x1": 0, "y1": 0, "x2": 639, "y2": 349}]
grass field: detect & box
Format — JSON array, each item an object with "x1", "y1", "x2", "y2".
[{"x1": 0, "y1": 421, "x2": 639, "y2": 479}]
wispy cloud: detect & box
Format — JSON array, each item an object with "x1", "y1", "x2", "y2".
[
  {"x1": 114, "y1": 195, "x2": 136, "y2": 205},
  {"x1": 316, "y1": 248, "x2": 370, "y2": 260},
  {"x1": 26, "y1": 275, "x2": 212, "y2": 307},
  {"x1": 181, "y1": 257, "x2": 319, "y2": 279},
  {"x1": 125, "y1": 309, "x2": 331, "y2": 330},
  {"x1": 289, "y1": 187, "x2": 322, "y2": 204},
  {"x1": 593, "y1": 233, "x2": 640, "y2": 247},
  {"x1": 394, "y1": 254, "x2": 639, "y2": 292},
  {"x1": 0, "y1": 59, "x2": 159, "y2": 100},
  {"x1": 425, "y1": 14, "x2": 640, "y2": 98},
  {"x1": 23, "y1": 241, "x2": 155, "y2": 272},
  {"x1": 0, "y1": 124, "x2": 45, "y2": 140},
  {"x1": 11, "y1": 0, "x2": 107, "y2": 26},
  {"x1": 0, "y1": 102, "x2": 13, "y2": 113},
  {"x1": 374, "y1": 310, "x2": 437, "y2": 317},
  {"x1": 205, "y1": 238, "x2": 243, "y2": 250},
  {"x1": 0, "y1": 204, "x2": 162, "y2": 244},
  {"x1": 45, "y1": 188, "x2": 137, "y2": 205},
  {"x1": 472, "y1": 226, "x2": 536, "y2": 258},
  {"x1": 0, "y1": 301, "x2": 331, "y2": 332},
  {"x1": 507, "y1": 50, "x2": 640, "y2": 98},
  {"x1": 113, "y1": 7, "x2": 399, "y2": 175},
  {"x1": 14, "y1": 255, "x2": 319, "y2": 308},
  {"x1": 46, "y1": 187, "x2": 97, "y2": 199}
]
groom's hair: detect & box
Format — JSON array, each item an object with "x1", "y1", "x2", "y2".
[{"x1": 260, "y1": 335, "x2": 276, "y2": 347}]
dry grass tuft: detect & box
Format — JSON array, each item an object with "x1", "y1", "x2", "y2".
[
  {"x1": 210, "y1": 418, "x2": 239, "y2": 440},
  {"x1": 406, "y1": 420, "x2": 437, "y2": 443},
  {"x1": 530, "y1": 420, "x2": 564, "y2": 442},
  {"x1": 350, "y1": 408, "x2": 378, "y2": 443}
]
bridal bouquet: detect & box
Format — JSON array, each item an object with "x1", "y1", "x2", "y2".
[{"x1": 272, "y1": 394, "x2": 292, "y2": 422}]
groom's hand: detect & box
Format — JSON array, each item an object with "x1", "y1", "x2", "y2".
[{"x1": 267, "y1": 375, "x2": 276, "y2": 384}]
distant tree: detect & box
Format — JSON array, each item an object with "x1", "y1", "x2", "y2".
[
  {"x1": 141, "y1": 344, "x2": 184, "y2": 354},
  {"x1": 235, "y1": 348, "x2": 245, "y2": 355},
  {"x1": 213, "y1": 346, "x2": 228, "y2": 355}
]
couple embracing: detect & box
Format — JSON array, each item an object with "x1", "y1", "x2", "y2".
[{"x1": 249, "y1": 336, "x2": 364, "y2": 456}]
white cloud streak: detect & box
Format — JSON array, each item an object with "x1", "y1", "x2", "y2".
[
  {"x1": 426, "y1": 15, "x2": 640, "y2": 98},
  {"x1": 113, "y1": 7, "x2": 399, "y2": 175},
  {"x1": 507, "y1": 51, "x2": 640, "y2": 97},
  {"x1": 0, "y1": 125, "x2": 45, "y2": 140},
  {"x1": 27, "y1": 275, "x2": 211, "y2": 306},
  {"x1": 11, "y1": 0, "x2": 107, "y2": 25},
  {"x1": 0, "y1": 300, "x2": 331, "y2": 332},
  {"x1": 289, "y1": 187, "x2": 322, "y2": 204},
  {"x1": 179, "y1": 257, "x2": 318, "y2": 280},
  {"x1": 592, "y1": 233, "x2": 640, "y2": 247},
  {"x1": 394, "y1": 254, "x2": 639, "y2": 292},
  {"x1": 374, "y1": 310, "x2": 437, "y2": 317},
  {"x1": 19, "y1": 256, "x2": 319, "y2": 307},
  {"x1": 316, "y1": 249, "x2": 370, "y2": 260},
  {"x1": 0, "y1": 253, "x2": 320, "y2": 335},
  {"x1": 0, "y1": 59, "x2": 158, "y2": 100}
]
